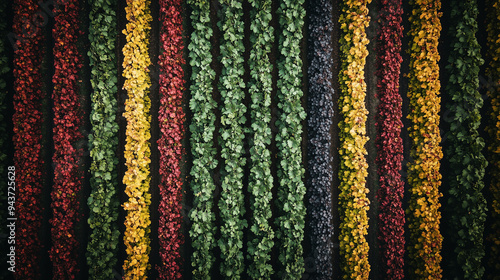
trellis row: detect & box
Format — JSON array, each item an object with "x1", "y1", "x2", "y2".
[
  {"x1": 443, "y1": 1, "x2": 487, "y2": 279},
  {"x1": 86, "y1": 0, "x2": 120, "y2": 278},
  {"x1": 338, "y1": 0, "x2": 371, "y2": 278},
  {"x1": 306, "y1": 0, "x2": 334, "y2": 278},
  {"x1": 121, "y1": 0, "x2": 153, "y2": 278},
  {"x1": 12, "y1": 0, "x2": 45, "y2": 278},
  {"x1": 275, "y1": 0, "x2": 307, "y2": 278},
  {"x1": 187, "y1": 0, "x2": 217, "y2": 278},
  {"x1": 247, "y1": 0, "x2": 275, "y2": 278},
  {"x1": 375, "y1": 0, "x2": 405, "y2": 279},
  {"x1": 49, "y1": 0, "x2": 84, "y2": 278},
  {"x1": 157, "y1": 0, "x2": 185, "y2": 278},
  {"x1": 407, "y1": 0, "x2": 443, "y2": 279}
]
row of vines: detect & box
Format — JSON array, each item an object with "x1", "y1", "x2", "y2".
[
  {"x1": 12, "y1": 0, "x2": 45, "y2": 278},
  {"x1": 122, "y1": 0, "x2": 153, "y2": 278},
  {"x1": 50, "y1": 0, "x2": 84, "y2": 278},
  {"x1": 87, "y1": 0, "x2": 120, "y2": 278},
  {"x1": 1, "y1": 0, "x2": 499, "y2": 279}
]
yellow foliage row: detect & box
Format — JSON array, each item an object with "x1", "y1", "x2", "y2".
[
  {"x1": 407, "y1": 1, "x2": 443, "y2": 279},
  {"x1": 338, "y1": 1, "x2": 371, "y2": 279},
  {"x1": 485, "y1": 0, "x2": 500, "y2": 276},
  {"x1": 122, "y1": 0, "x2": 152, "y2": 279}
]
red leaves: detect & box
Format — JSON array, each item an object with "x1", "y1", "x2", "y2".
[
  {"x1": 156, "y1": 0, "x2": 185, "y2": 279},
  {"x1": 49, "y1": 0, "x2": 83, "y2": 279},
  {"x1": 12, "y1": 0, "x2": 46, "y2": 278},
  {"x1": 375, "y1": 0, "x2": 405, "y2": 279}
]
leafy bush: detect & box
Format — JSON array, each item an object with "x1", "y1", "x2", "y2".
[
  {"x1": 217, "y1": 1, "x2": 248, "y2": 278},
  {"x1": 49, "y1": 0, "x2": 84, "y2": 278},
  {"x1": 12, "y1": 0, "x2": 46, "y2": 277},
  {"x1": 406, "y1": 1, "x2": 443, "y2": 279},
  {"x1": 86, "y1": 0, "x2": 120, "y2": 278},
  {"x1": 187, "y1": 0, "x2": 217, "y2": 278},
  {"x1": 156, "y1": 0, "x2": 185, "y2": 279},
  {"x1": 338, "y1": 0, "x2": 371, "y2": 278},
  {"x1": 247, "y1": 0, "x2": 275, "y2": 278},
  {"x1": 375, "y1": 0, "x2": 405, "y2": 279},
  {"x1": 121, "y1": 0, "x2": 152, "y2": 278},
  {"x1": 275, "y1": 0, "x2": 306, "y2": 278},
  {"x1": 306, "y1": 0, "x2": 334, "y2": 278},
  {"x1": 443, "y1": 1, "x2": 487, "y2": 279}
]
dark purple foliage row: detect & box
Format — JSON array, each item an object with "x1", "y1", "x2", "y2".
[{"x1": 306, "y1": 0, "x2": 334, "y2": 278}]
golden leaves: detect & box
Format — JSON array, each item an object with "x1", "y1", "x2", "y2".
[
  {"x1": 338, "y1": 1, "x2": 371, "y2": 279},
  {"x1": 407, "y1": 1, "x2": 443, "y2": 279},
  {"x1": 121, "y1": 0, "x2": 152, "y2": 279}
]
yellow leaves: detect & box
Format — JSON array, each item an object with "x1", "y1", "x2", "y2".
[
  {"x1": 121, "y1": 0, "x2": 152, "y2": 279},
  {"x1": 339, "y1": 1, "x2": 371, "y2": 279},
  {"x1": 407, "y1": 2, "x2": 443, "y2": 279}
]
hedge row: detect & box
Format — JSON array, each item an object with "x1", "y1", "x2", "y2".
[
  {"x1": 49, "y1": 0, "x2": 84, "y2": 278},
  {"x1": 407, "y1": 1, "x2": 443, "y2": 279},
  {"x1": 157, "y1": 0, "x2": 185, "y2": 279},
  {"x1": 12, "y1": 0, "x2": 46, "y2": 278},
  {"x1": 338, "y1": 1, "x2": 372, "y2": 279},
  {"x1": 275, "y1": 0, "x2": 307, "y2": 278},
  {"x1": 121, "y1": 0, "x2": 152, "y2": 278},
  {"x1": 443, "y1": 1, "x2": 487, "y2": 279},
  {"x1": 247, "y1": 0, "x2": 275, "y2": 278},
  {"x1": 187, "y1": 0, "x2": 217, "y2": 278},
  {"x1": 485, "y1": 0, "x2": 500, "y2": 278},
  {"x1": 375, "y1": 0, "x2": 405, "y2": 279},
  {"x1": 86, "y1": 0, "x2": 120, "y2": 278},
  {"x1": 218, "y1": 1, "x2": 247, "y2": 278},
  {"x1": 306, "y1": 0, "x2": 334, "y2": 278}
]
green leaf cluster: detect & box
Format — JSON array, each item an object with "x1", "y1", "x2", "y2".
[
  {"x1": 188, "y1": 0, "x2": 217, "y2": 278},
  {"x1": 86, "y1": 0, "x2": 120, "y2": 279},
  {"x1": 247, "y1": 0, "x2": 274, "y2": 279},
  {"x1": 275, "y1": 0, "x2": 306, "y2": 278},
  {"x1": 444, "y1": 1, "x2": 487, "y2": 279},
  {"x1": 217, "y1": 1, "x2": 248, "y2": 279}
]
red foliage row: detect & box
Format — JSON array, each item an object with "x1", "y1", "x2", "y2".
[
  {"x1": 375, "y1": 0, "x2": 405, "y2": 279},
  {"x1": 12, "y1": 0, "x2": 45, "y2": 278},
  {"x1": 156, "y1": 0, "x2": 185, "y2": 279},
  {"x1": 49, "y1": 0, "x2": 83, "y2": 278}
]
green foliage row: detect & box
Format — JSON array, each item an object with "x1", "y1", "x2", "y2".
[
  {"x1": 247, "y1": 0, "x2": 274, "y2": 278},
  {"x1": 218, "y1": 1, "x2": 247, "y2": 279},
  {"x1": 275, "y1": 0, "x2": 306, "y2": 278},
  {"x1": 86, "y1": 0, "x2": 120, "y2": 278},
  {"x1": 187, "y1": 0, "x2": 217, "y2": 278},
  {"x1": 444, "y1": 1, "x2": 487, "y2": 279}
]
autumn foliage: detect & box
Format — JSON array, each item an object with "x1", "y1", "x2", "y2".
[
  {"x1": 49, "y1": 0, "x2": 84, "y2": 278},
  {"x1": 121, "y1": 0, "x2": 152, "y2": 278},
  {"x1": 157, "y1": 0, "x2": 185, "y2": 278},
  {"x1": 406, "y1": 0, "x2": 443, "y2": 278},
  {"x1": 12, "y1": 0, "x2": 45, "y2": 278},
  {"x1": 338, "y1": 0, "x2": 371, "y2": 278},
  {"x1": 375, "y1": 0, "x2": 405, "y2": 279}
]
